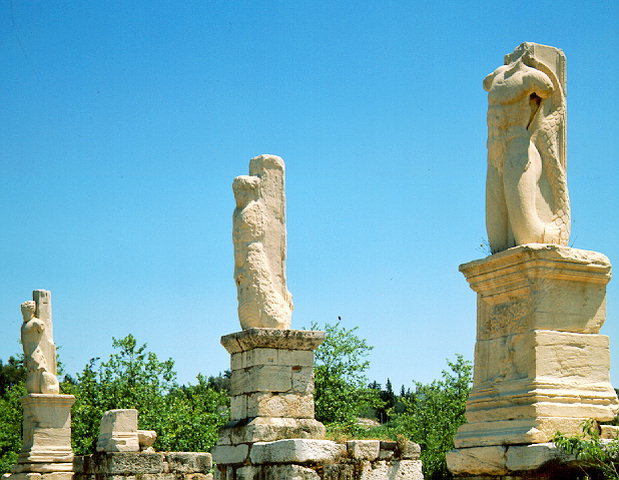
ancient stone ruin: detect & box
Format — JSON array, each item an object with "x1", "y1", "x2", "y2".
[
  {"x1": 4, "y1": 41, "x2": 617, "y2": 480},
  {"x1": 77, "y1": 409, "x2": 211, "y2": 480},
  {"x1": 12, "y1": 290, "x2": 76, "y2": 480},
  {"x1": 213, "y1": 155, "x2": 424, "y2": 479},
  {"x1": 446, "y1": 42, "x2": 619, "y2": 479},
  {"x1": 233, "y1": 154, "x2": 294, "y2": 330}
]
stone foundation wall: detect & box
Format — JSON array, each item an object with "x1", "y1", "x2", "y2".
[
  {"x1": 213, "y1": 439, "x2": 423, "y2": 479},
  {"x1": 74, "y1": 452, "x2": 213, "y2": 480}
]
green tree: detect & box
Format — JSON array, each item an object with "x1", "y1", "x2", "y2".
[
  {"x1": 310, "y1": 319, "x2": 381, "y2": 427},
  {"x1": 392, "y1": 355, "x2": 472, "y2": 480},
  {"x1": 159, "y1": 374, "x2": 230, "y2": 452},
  {"x1": 0, "y1": 356, "x2": 26, "y2": 397},
  {"x1": 0, "y1": 381, "x2": 25, "y2": 474},
  {"x1": 65, "y1": 334, "x2": 229, "y2": 454}
]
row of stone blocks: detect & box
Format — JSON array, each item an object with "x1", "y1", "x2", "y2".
[
  {"x1": 213, "y1": 329, "x2": 424, "y2": 478},
  {"x1": 75, "y1": 452, "x2": 214, "y2": 480},
  {"x1": 213, "y1": 438, "x2": 423, "y2": 480},
  {"x1": 6, "y1": 452, "x2": 213, "y2": 480}
]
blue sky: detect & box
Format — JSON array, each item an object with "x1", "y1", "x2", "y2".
[{"x1": 0, "y1": 1, "x2": 617, "y2": 390}]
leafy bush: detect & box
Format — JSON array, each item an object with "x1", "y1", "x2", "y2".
[
  {"x1": 553, "y1": 419, "x2": 619, "y2": 480},
  {"x1": 0, "y1": 381, "x2": 25, "y2": 474},
  {"x1": 64, "y1": 334, "x2": 229, "y2": 455},
  {"x1": 310, "y1": 319, "x2": 382, "y2": 427},
  {"x1": 391, "y1": 355, "x2": 472, "y2": 480}
]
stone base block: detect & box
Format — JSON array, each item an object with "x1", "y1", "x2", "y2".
[
  {"x1": 224, "y1": 329, "x2": 324, "y2": 424},
  {"x1": 447, "y1": 443, "x2": 580, "y2": 478},
  {"x1": 17, "y1": 394, "x2": 75, "y2": 468},
  {"x1": 213, "y1": 438, "x2": 423, "y2": 480},
  {"x1": 455, "y1": 416, "x2": 588, "y2": 448},
  {"x1": 456, "y1": 245, "x2": 619, "y2": 449},
  {"x1": 96, "y1": 410, "x2": 140, "y2": 453},
  {"x1": 217, "y1": 417, "x2": 326, "y2": 445},
  {"x1": 11, "y1": 464, "x2": 73, "y2": 474},
  {"x1": 248, "y1": 439, "x2": 346, "y2": 464},
  {"x1": 73, "y1": 452, "x2": 213, "y2": 480},
  {"x1": 9, "y1": 473, "x2": 73, "y2": 480},
  {"x1": 219, "y1": 328, "x2": 326, "y2": 448}
]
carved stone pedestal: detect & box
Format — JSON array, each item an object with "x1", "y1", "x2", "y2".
[
  {"x1": 447, "y1": 244, "x2": 619, "y2": 478},
  {"x1": 213, "y1": 328, "x2": 327, "y2": 478},
  {"x1": 215, "y1": 329, "x2": 325, "y2": 447},
  {"x1": 11, "y1": 394, "x2": 75, "y2": 479}
]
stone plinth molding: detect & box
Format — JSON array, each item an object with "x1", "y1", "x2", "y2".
[
  {"x1": 452, "y1": 244, "x2": 618, "y2": 452},
  {"x1": 13, "y1": 394, "x2": 75, "y2": 473}
]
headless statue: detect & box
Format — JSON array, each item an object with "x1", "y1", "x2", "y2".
[
  {"x1": 233, "y1": 155, "x2": 293, "y2": 329},
  {"x1": 21, "y1": 290, "x2": 60, "y2": 394},
  {"x1": 484, "y1": 42, "x2": 570, "y2": 253}
]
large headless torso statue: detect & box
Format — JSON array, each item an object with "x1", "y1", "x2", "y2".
[
  {"x1": 233, "y1": 155, "x2": 293, "y2": 330},
  {"x1": 484, "y1": 42, "x2": 570, "y2": 253},
  {"x1": 21, "y1": 290, "x2": 60, "y2": 394}
]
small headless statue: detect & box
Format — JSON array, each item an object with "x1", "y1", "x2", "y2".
[{"x1": 21, "y1": 299, "x2": 60, "y2": 394}]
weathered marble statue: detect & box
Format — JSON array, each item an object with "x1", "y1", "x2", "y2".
[
  {"x1": 484, "y1": 42, "x2": 570, "y2": 253},
  {"x1": 233, "y1": 154, "x2": 293, "y2": 329},
  {"x1": 20, "y1": 290, "x2": 59, "y2": 394}
]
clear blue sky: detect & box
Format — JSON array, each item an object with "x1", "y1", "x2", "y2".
[{"x1": 1, "y1": 1, "x2": 617, "y2": 391}]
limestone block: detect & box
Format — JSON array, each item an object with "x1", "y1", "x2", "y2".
[
  {"x1": 534, "y1": 330, "x2": 612, "y2": 385},
  {"x1": 221, "y1": 329, "x2": 325, "y2": 354},
  {"x1": 231, "y1": 349, "x2": 314, "y2": 370},
  {"x1": 236, "y1": 464, "x2": 320, "y2": 480},
  {"x1": 322, "y1": 463, "x2": 355, "y2": 479},
  {"x1": 445, "y1": 446, "x2": 508, "y2": 475},
  {"x1": 12, "y1": 464, "x2": 73, "y2": 474},
  {"x1": 138, "y1": 430, "x2": 157, "y2": 451},
  {"x1": 219, "y1": 417, "x2": 326, "y2": 444},
  {"x1": 397, "y1": 439, "x2": 421, "y2": 460},
  {"x1": 164, "y1": 453, "x2": 212, "y2": 473},
  {"x1": 18, "y1": 394, "x2": 75, "y2": 465},
  {"x1": 10, "y1": 474, "x2": 73, "y2": 480},
  {"x1": 291, "y1": 366, "x2": 314, "y2": 395},
  {"x1": 506, "y1": 443, "x2": 575, "y2": 471},
  {"x1": 461, "y1": 245, "x2": 611, "y2": 337},
  {"x1": 97, "y1": 410, "x2": 139, "y2": 453},
  {"x1": 346, "y1": 440, "x2": 380, "y2": 461},
  {"x1": 230, "y1": 366, "x2": 293, "y2": 395},
  {"x1": 360, "y1": 460, "x2": 422, "y2": 480},
  {"x1": 211, "y1": 444, "x2": 249, "y2": 465},
  {"x1": 230, "y1": 363, "x2": 314, "y2": 397},
  {"x1": 386, "y1": 460, "x2": 423, "y2": 480},
  {"x1": 185, "y1": 474, "x2": 213, "y2": 480},
  {"x1": 138, "y1": 474, "x2": 176, "y2": 480},
  {"x1": 229, "y1": 465, "x2": 257, "y2": 480},
  {"x1": 245, "y1": 392, "x2": 314, "y2": 419},
  {"x1": 40, "y1": 474, "x2": 73, "y2": 480},
  {"x1": 378, "y1": 441, "x2": 397, "y2": 460},
  {"x1": 455, "y1": 416, "x2": 586, "y2": 448},
  {"x1": 93, "y1": 452, "x2": 165, "y2": 475},
  {"x1": 213, "y1": 467, "x2": 231, "y2": 480},
  {"x1": 230, "y1": 395, "x2": 247, "y2": 421},
  {"x1": 249, "y1": 439, "x2": 346, "y2": 464}
]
